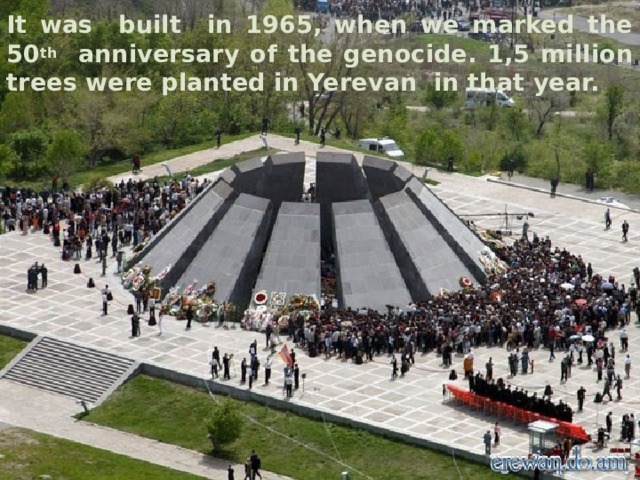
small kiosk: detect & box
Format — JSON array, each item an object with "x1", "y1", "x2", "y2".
[{"x1": 528, "y1": 420, "x2": 559, "y2": 455}]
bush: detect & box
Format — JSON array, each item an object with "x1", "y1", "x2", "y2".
[
  {"x1": 85, "y1": 177, "x2": 115, "y2": 192},
  {"x1": 205, "y1": 398, "x2": 243, "y2": 452}
]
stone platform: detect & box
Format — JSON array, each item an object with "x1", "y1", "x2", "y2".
[{"x1": 2, "y1": 159, "x2": 640, "y2": 480}]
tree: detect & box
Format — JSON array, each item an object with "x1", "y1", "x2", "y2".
[
  {"x1": 8, "y1": 128, "x2": 48, "y2": 178},
  {"x1": 424, "y1": 82, "x2": 458, "y2": 111},
  {"x1": 0, "y1": 144, "x2": 19, "y2": 178},
  {"x1": 45, "y1": 129, "x2": 85, "y2": 182},
  {"x1": 414, "y1": 126, "x2": 464, "y2": 168},
  {"x1": 526, "y1": 92, "x2": 566, "y2": 138},
  {"x1": 603, "y1": 84, "x2": 624, "y2": 141},
  {"x1": 206, "y1": 398, "x2": 243, "y2": 452}
]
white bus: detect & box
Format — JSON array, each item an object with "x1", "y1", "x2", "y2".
[{"x1": 464, "y1": 88, "x2": 514, "y2": 108}]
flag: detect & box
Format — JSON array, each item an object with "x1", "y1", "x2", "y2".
[{"x1": 278, "y1": 344, "x2": 292, "y2": 367}]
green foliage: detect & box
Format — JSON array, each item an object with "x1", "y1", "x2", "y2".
[
  {"x1": 85, "y1": 177, "x2": 115, "y2": 192},
  {"x1": 602, "y1": 84, "x2": 624, "y2": 140},
  {"x1": 205, "y1": 398, "x2": 243, "y2": 451},
  {"x1": 499, "y1": 145, "x2": 528, "y2": 173},
  {"x1": 500, "y1": 108, "x2": 531, "y2": 142},
  {"x1": 414, "y1": 125, "x2": 464, "y2": 168},
  {"x1": 424, "y1": 82, "x2": 458, "y2": 110},
  {"x1": 0, "y1": 144, "x2": 19, "y2": 178},
  {"x1": 7, "y1": 128, "x2": 48, "y2": 178},
  {"x1": 46, "y1": 129, "x2": 85, "y2": 180},
  {"x1": 0, "y1": 334, "x2": 27, "y2": 370},
  {"x1": 583, "y1": 138, "x2": 614, "y2": 188},
  {"x1": 382, "y1": 94, "x2": 409, "y2": 147}
]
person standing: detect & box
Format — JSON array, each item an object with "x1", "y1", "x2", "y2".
[
  {"x1": 215, "y1": 128, "x2": 222, "y2": 149},
  {"x1": 602, "y1": 377, "x2": 613, "y2": 401},
  {"x1": 615, "y1": 375, "x2": 623, "y2": 400},
  {"x1": 606, "y1": 411, "x2": 613, "y2": 436},
  {"x1": 494, "y1": 422, "x2": 501, "y2": 446},
  {"x1": 186, "y1": 305, "x2": 193, "y2": 330},
  {"x1": 264, "y1": 358, "x2": 272, "y2": 385},
  {"x1": 625, "y1": 354, "x2": 631, "y2": 378},
  {"x1": 577, "y1": 386, "x2": 586, "y2": 412},
  {"x1": 157, "y1": 309, "x2": 163, "y2": 336},
  {"x1": 485, "y1": 357, "x2": 494, "y2": 381},
  {"x1": 131, "y1": 312, "x2": 140, "y2": 337},
  {"x1": 605, "y1": 208, "x2": 612, "y2": 230},
  {"x1": 294, "y1": 126, "x2": 301, "y2": 145},
  {"x1": 622, "y1": 220, "x2": 629, "y2": 242},
  {"x1": 211, "y1": 350, "x2": 220, "y2": 379},
  {"x1": 391, "y1": 355, "x2": 398, "y2": 379},
  {"x1": 293, "y1": 363, "x2": 300, "y2": 390},
  {"x1": 101, "y1": 285, "x2": 110, "y2": 315},
  {"x1": 484, "y1": 430, "x2": 492, "y2": 455},
  {"x1": 319, "y1": 127, "x2": 326, "y2": 147},
  {"x1": 40, "y1": 263, "x2": 48, "y2": 288},
  {"x1": 227, "y1": 464, "x2": 234, "y2": 480},
  {"x1": 243, "y1": 458, "x2": 251, "y2": 480},
  {"x1": 250, "y1": 450, "x2": 262, "y2": 480},
  {"x1": 223, "y1": 353, "x2": 231, "y2": 380},
  {"x1": 148, "y1": 296, "x2": 156, "y2": 318},
  {"x1": 240, "y1": 358, "x2": 247, "y2": 383},
  {"x1": 550, "y1": 177, "x2": 559, "y2": 198}
]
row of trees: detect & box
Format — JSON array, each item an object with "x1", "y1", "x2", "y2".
[{"x1": 1, "y1": 0, "x2": 639, "y2": 193}]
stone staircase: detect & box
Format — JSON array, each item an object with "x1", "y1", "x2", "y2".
[{"x1": 0, "y1": 336, "x2": 137, "y2": 405}]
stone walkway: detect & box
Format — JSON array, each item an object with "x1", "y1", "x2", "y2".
[
  {"x1": 0, "y1": 381, "x2": 291, "y2": 480},
  {"x1": 2, "y1": 136, "x2": 640, "y2": 479}
]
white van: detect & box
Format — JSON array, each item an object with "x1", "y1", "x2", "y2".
[
  {"x1": 358, "y1": 137, "x2": 405, "y2": 158},
  {"x1": 464, "y1": 88, "x2": 514, "y2": 108}
]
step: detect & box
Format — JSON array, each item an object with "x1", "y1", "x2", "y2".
[
  {"x1": 1, "y1": 336, "x2": 136, "y2": 405},
  {"x1": 20, "y1": 350, "x2": 130, "y2": 379},
  {"x1": 3, "y1": 364, "x2": 109, "y2": 393},
  {"x1": 10, "y1": 359, "x2": 116, "y2": 391},
  {"x1": 34, "y1": 344, "x2": 133, "y2": 370},
  {"x1": 37, "y1": 339, "x2": 133, "y2": 367}
]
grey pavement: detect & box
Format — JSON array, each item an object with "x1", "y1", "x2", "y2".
[
  {"x1": 3, "y1": 136, "x2": 640, "y2": 479},
  {"x1": 490, "y1": 172, "x2": 640, "y2": 211},
  {"x1": 0, "y1": 381, "x2": 291, "y2": 480}
]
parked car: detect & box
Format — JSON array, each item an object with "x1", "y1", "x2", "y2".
[{"x1": 455, "y1": 17, "x2": 471, "y2": 31}]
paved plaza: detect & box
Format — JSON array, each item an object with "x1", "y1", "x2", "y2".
[{"x1": 2, "y1": 136, "x2": 640, "y2": 479}]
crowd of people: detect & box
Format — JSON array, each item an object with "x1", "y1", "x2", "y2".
[
  {"x1": 1, "y1": 176, "x2": 210, "y2": 264},
  {"x1": 258, "y1": 234, "x2": 638, "y2": 425},
  {"x1": 470, "y1": 374, "x2": 574, "y2": 423}
]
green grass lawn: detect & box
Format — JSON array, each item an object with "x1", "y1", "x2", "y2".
[
  {"x1": 85, "y1": 375, "x2": 505, "y2": 480},
  {"x1": 0, "y1": 427, "x2": 204, "y2": 479},
  {"x1": 0, "y1": 334, "x2": 28, "y2": 370}
]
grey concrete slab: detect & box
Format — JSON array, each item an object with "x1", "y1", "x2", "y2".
[
  {"x1": 378, "y1": 190, "x2": 475, "y2": 299},
  {"x1": 332, "y1": 199, "x2": 411, "y2": 311},
  {"x1": 253, "y1": 202, "x2": 321, "y2": 300},
  {"x1": 177, "y1": 193, "x2": 274, "y2": 309}
]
